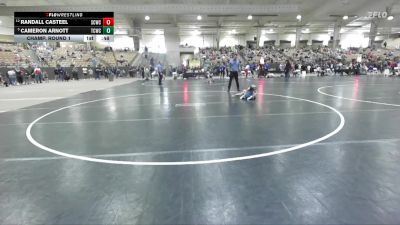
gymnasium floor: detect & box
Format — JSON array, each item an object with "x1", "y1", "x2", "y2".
[{"x1": 1, "y1": 76, "x2": 400, "y2": 224}]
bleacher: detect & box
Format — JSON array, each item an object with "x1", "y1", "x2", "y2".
[
  {"x1": 115, "y1": 51, "x2": 138, "y2": 66},
  {"x1": 36, "y1": 44, "x2": 93, "y2": 67},
  {"x1": 0, "y1": 42, "x2": 397, "y2": 76},
  {"x1": 0, "y1": 51, "x2": 15, "y2": 66},
  {"x1": 95, "y1": 51, "x2": 117, "y2": 66},
  {"x1": 198, "y1": 46, "x2": 236, "y2": 65},
  {"x1": 0, "y1": 43, "x2": 36, "y2": 67}
]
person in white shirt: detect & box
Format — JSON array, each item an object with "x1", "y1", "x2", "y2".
[
  {"x1": 260, "y1": 57, "x2": 265, "y2": 65},
  {"x1": 7, "y1": 69, "x2": 16, "y2": 85},
  {"x1": 245, "y1": 64, "x2": 251, "y2": 78},
  {"x1": 82, "y1": 67, "x2": 88, "y2": 79},
  {"x1": 88, "y1": 68, "x2": 93, "y2": 79}
]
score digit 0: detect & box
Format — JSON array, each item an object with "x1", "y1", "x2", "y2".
[
  {"x1": 102, "y1": 18, "x2": 114, "y2": 26},
  {"x1": 102, "y1": 26, "x2": 114, "y2": 35}
]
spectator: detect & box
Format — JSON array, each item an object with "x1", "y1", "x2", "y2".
[
  {"x1": 82, "y1": 67, "x2": 88, "y2": 79},
  {"x1": 72, "y1": 66, "x2": 79, "y2": 80},
  {"x1": 156, "y1": 61, "x2": 164, "y2": 85},
  {"x1": 7, "y1": 69, "x2": 16, "y2": 85},
  {"x1": 16, "y1": 67, "x2": 23, "y2": 85},
  {"x1": 88, "y1": 68, "x2": 94, "y2": 79},
  {"x1": 284, "y1": 60, "x2": 291, "y2": 78},
  {"x1": 33, "y1": 66, "x2": 42, "y2": 83},
  {"x1": 95, "y1": 66, "x2": 102, "y2": 80}
]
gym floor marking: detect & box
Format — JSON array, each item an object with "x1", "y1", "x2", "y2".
[
  {"x1": 0, "y1": 107, "x2": 396, "y2": 127},
  {"x1": 26, "y1": 91, "x2": 345, "y2": 166},
  {"x1": 175, "y1": 103, "x2": 206, "y2": 107},
  {"x1": 4, "y1": 137, "x2": 400, "y2": 163},
  {"x1": 0, "y1": 97, "x2": 62, "y2": 101},
  {"x1": 318, "y1": 84, "x2": 400, "y2": 107},
  {"x1": 141, "y1": 82, "x2": 225, "y2": 87}
]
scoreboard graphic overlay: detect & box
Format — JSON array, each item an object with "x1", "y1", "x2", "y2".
[{"x1": 14, "y1": 12, "x2": 114, "y2": 42}]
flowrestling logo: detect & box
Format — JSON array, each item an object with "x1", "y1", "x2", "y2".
[{"x1": 368, "y1": 11, "x2": 388, "y2": 18}]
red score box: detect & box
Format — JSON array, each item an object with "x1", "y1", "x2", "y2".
[{"x1": 102, "y1": 18, "x2": 114, "y2": 26}]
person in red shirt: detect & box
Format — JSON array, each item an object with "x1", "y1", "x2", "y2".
[
  {"x1": 390, "y1": 61, "x2": 397, "y2": 76},
  {"x1": 34, "y1": 67, "x2": 42, "y2": 83}
]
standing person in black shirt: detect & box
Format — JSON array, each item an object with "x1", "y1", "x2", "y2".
[
  {"x1": 228, "y1": 55, "x2": 241, "y2": 92},
  {"x1": 95, "y1": 66, "x2": 102, "y2": 80},
  {"x1": 15, "y1": 68, "x2": 23, "y2": 85},
  {"x1": 284, "y1": 60, "x2": 291, "y2": 78}
]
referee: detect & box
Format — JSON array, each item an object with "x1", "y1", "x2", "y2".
[
  {"x1": 156, "y1": 61, "x2": 164, "y2": 85},
  {"x1": 228, "y1": 54, "x2": 241, "y2": 92}
]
